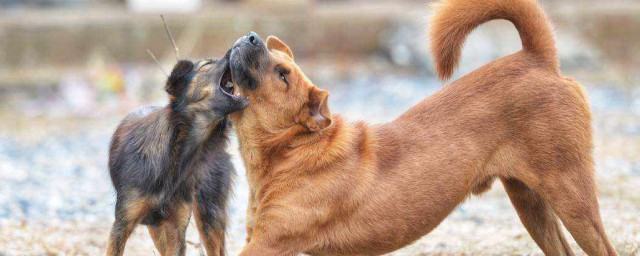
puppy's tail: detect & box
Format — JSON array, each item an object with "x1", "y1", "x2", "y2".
[{"x1": 429, "y1": 0, "x2": 559, "y2": 80}]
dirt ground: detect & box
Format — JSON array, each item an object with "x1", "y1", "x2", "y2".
[
  {"x1": 1, "y1": 77, "x2": 639, "y2": 255},
  {"x1": 1, "y1": 189, "x2": 639, "y2": 256},
  {"x1": 1, "y1": 143, "x2": 639, "y2": 256}
]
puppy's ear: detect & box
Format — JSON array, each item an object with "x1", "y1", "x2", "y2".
[
  {"x1": 266, "y1": 36, "x2": 294, "y2": 60},
  {"x1": 301, "y1": 87, "x2": 331, "y2": 131},
  {"x1": 165, "y1": 60, "x2": 194, "y2": 97}
]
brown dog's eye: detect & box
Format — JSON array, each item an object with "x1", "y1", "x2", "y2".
[
  {"x1": 280, "y1": 73, "x2": 289, "y2": 91},
  {"x1": 276, "y1": 66, "x2": 290, "y2": 90}
]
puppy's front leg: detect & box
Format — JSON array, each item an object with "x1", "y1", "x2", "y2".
[{"x1": 163, "y1": 202, "x2": 193, "y2": 256}]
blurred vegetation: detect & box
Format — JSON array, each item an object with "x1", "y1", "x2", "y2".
[{"x1": 0, "y1": 0, "x2": 637, "y2": 89}]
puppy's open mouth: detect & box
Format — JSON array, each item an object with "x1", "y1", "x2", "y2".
[{"x1": 219, "y1": 63, "x2": 247, "y2": 100}]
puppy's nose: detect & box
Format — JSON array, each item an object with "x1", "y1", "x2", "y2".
[{"x1": 244, "y1": 31, "x2": 260, "y2": 46}]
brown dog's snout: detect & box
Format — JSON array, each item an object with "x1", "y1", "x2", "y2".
[
  {"x1": 246, "y1": 31, "x2": 260, "y2": 46},
  {"x1": 235, "y1": 31, "x2": 263, "y2": 48},
  {"x1": 230, "y1": 31, "x2": 269, "y2": 90}
]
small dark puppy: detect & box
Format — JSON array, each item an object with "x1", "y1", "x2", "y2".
[{"x1": 107, "y1": 52, "x2": 247, "y2": 256}]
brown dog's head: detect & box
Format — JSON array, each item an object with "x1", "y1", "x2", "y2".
[
  {"x1": 167, "y1": 54, "x2": 249, "y2": 125},
  {"x1": 229, "y1": 32, "x2": 331, "y2": 133}
]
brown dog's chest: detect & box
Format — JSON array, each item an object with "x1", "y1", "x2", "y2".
[{"x1": 236, "y1": 115, "x2": 502, "y2": 254}]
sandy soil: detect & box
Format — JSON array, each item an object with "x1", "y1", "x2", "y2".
[{"x1": 1, "y1": 78, "x2": 639, "y2": 255}]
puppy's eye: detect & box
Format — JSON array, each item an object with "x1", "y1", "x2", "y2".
[{"x1": 279, "y1": 73, "x2": 287, "y2": 83}]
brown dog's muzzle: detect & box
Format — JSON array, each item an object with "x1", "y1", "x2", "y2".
[{"x1": 230, "y1": 31, "x2": 270, "y2": 90}]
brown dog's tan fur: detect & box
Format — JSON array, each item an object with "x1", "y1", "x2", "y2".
[{"x1": 230, "y1": 0, "x2": 617, "y2": 255}]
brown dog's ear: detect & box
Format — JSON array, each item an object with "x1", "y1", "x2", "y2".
[
  {"x1": 302, "y1": 87, "x2": 331, "y2": 131},
  {"x1": 266, "y1": 36, "x2": 294, "y2": 60}
]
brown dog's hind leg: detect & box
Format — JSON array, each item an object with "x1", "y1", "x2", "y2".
[
  {"x1": 538, "y1": 168, "x2": 617, "y2": 256},
  {"x1": 502, "y1": 178, "x2": 575, "y2": 256}
]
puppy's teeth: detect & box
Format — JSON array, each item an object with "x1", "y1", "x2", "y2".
[{"x1": 225, "y1": 82, "x2": 233, "y2": 88}]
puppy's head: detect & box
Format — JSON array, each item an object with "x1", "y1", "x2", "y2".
[
  {"x1": 229, "y1": 32, "x2": 331, "y2": 132},
  {"x1": 166, "y1": 56, "x2": 249, "y2": 124}
]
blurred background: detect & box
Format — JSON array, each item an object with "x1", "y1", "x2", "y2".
[{"x1": 0, "y1": 0, "x2": 638, "y2": 255}]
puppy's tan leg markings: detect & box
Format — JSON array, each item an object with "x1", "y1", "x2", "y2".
[
  {"x1": 148, "y1": 225, "x2": 168, "y2": 255},
  {"x1": 107, "y1": 219, "x2": 137, "y2": 256},
  {"x1": 159, "y1": 221, "x2": 179, "y2": 256},
  {"x1": 193, "y1": 200, "x2": 226, "y2": 256},
  {"x1": 162, "y1": 203, "x2": 192, "y2": 256},
  {"x1": 107, "y1": 197, "x2": 150, "y2": 256}
]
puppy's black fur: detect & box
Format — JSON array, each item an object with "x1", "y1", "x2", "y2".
[{"x1": 107, "y1": 53, "x2": 247, "y2": 256}]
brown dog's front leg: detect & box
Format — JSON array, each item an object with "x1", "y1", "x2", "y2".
[
  {"x1": 245, "y1": 189, "x2": 258, "y2": 243},
  {"x1": 239, "y1": 240, "x2": 298, "y2": 256}
]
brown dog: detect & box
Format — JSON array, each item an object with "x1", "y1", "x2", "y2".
[{"x1": 228, "y1": 0, "x2": 617, "y2": 255}]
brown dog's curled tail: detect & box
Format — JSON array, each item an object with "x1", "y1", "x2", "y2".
[{"x1": 429, "y1": 0, "x2": 559, "y2": 80}]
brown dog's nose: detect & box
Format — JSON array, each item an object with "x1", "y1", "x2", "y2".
[{"x1": 245, "y1": 31, "x2": 260, "y2": 46}]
